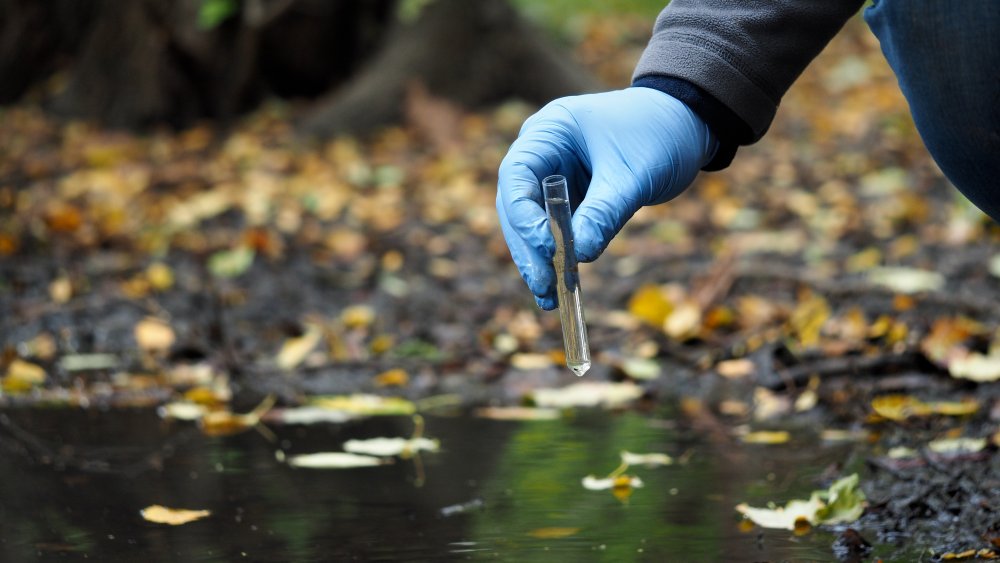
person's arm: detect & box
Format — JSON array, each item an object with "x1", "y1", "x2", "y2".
[{"x1": 633, "y1": 0, "x2": 865, "y2": 169}]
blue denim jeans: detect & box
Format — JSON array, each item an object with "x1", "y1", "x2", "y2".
[{"x1": 864, "y1": 1, "x2": 1000, "y2": 222}]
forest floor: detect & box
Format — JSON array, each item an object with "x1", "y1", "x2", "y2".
[{"x1": 1, "y1": 14, "x2": 999, "y2": 561}]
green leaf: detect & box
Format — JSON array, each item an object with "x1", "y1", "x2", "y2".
[
  {"x1": 198, "y1": 0, "x2": 239, "y2": 30},
  {"x1": 816, "y1": 473, "x2": 866, "y2": 524},
  {"x1": 208, "y1": 246, "x2": 255, "y2": 278}
]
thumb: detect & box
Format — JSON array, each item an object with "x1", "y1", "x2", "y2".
[{"x1": 571, "y1": 172, "x2": 642, "y2": 263}]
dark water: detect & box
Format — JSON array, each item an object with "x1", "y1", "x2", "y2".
[{"x1": 0, "y1": 407, "x2": 909, "y2": 562}]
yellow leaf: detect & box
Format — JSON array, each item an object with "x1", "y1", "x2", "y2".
[
  {"x1": 135, "y1": 317, "x2": 175, "y2": 353},
  {"x1": 3, "y1": 359, "x2": 47, "y2": 392},
  {"x1": 740, "y1": 430, "x2": 791, "y2": 445},
  {"x1": 788, "y1": 292, "x2": 830, "y2": 347},
  {"x1": 48, "y1": 276, "x2": 72, "y2": 304},
  {"x1": 276, "y1": 323, "x2": 323, "y2": 370},
  {"x1": 374, "y1": 368, "x2": 409, "y2": 387},
  {"x1": 871, "y1": 394, "x2": 978, "y2": 421},
  {"x1": 146, "y1": 262, "x2": 175, "y2": 291},
  {"x1": 198, "y1": 395, "x2": 275, "y2": 436},
  {"x1": 510, "y1": 353, "x2": 552, "y2": 370},
  {"x1": 527, "y1": 527, "x2": 580, "y2": 539},
  {"x1": 533, "y1": 382, "x2": 642, "y2": 409},
  {"x1": 663, "y1": 300, "x2": 702, "y2": 341},
  {"x1": 627, "y1": 284, "x2": 673, "y2": 327},
  {"x1": 140, "y1": 505, "x2": 211, "y2": 526},
  {"x1": 341, "y1": 305, "x2": 375, "y2": 329}
]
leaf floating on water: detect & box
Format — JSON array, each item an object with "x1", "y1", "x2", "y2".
[
  {"x1": 285, "y1": 452, "x2": 387, "y2": 469},
  {"x1": 158, "y1": 401, "x2": 208, "y2": 421},
  {"x1": 140, "y1": 505, "x2": 211, "y2": 526},
  {"x1": 582, "y1": 474, "x2": 643, "y2": 491},
  {"x1": 373, "y1": 368, "x2": 409, "y2": 388},
  {"x1": 275, "y1": 323, "x2": 323, "y2": 370},
  {"x1": 867, "y1": 266, "x2": 945, "y2": 294},
  {"x1": 264, "y1": 406, "x2": 356, "y2": 425},
  {"x1": 532, "y1": 382, "x2": 642, "y2": 409},
  {"x1": 342, "y1": 437, "x2": 439, "y2": 458},
  {"x1": 199, "y1": 395, "x2": 275, "y2": 436},
  {"x1": 620, "y1": 451, "x2": 673, "y2": 467},
  {"x1": 308, "y1": 394, "x2": 416, "y2": 416},
  {"x1": 938, "y1": 548, "x2": 998, "y2": 561},
  {"x1": 473, "y1": 407, "x2": 560, "y2": 421},
  {"x1": 527, "y1": 527, "x2": 581, "y2": 539},
  {"x1": 736, "y1": 474, "x2": 866, "y2": 531},
  {"x1": 740, "y1": 430, "x2": 791, "y2": 445}
]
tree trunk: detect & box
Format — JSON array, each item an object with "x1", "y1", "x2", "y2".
[{"x1": 298, "y1": 0, "x2": 601, "y2": 138}]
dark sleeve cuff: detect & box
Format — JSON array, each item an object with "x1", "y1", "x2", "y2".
[{"x1": 632, "y1": 75, "x2": 755, "y2": 171}]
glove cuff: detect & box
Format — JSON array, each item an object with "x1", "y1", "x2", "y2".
[{"x1": 632, "y1": 76, "x2": 753, "y2": 171}]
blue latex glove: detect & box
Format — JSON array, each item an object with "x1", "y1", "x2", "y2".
[{"x1": 496, "y1": 87, "x2": 718, "y2": 309}]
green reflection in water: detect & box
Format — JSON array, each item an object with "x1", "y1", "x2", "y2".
[{"x1": 469, "y1": 411, "x2": 728, "y2": 561}]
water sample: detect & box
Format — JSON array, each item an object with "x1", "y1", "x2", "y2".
[{"x1": 542, "y1": 175, "x2": 591, "y2": 376}]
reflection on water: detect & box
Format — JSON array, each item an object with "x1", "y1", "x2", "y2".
[{"x1": 0, "y1": 407, "x2": 864, "y2": 561}]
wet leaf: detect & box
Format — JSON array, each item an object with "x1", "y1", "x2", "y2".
[
  {"x1": 3, "y1": 359, "x2": 47, "y2": 392},
  {"x1": 285, "y1": 452, "x2": 387, "y2": 469},
  {"x1": 532, "y1": 382, "x2": 642, "y2": 409},
  {"x1": 581, "y1": 474, "x2": 643, "y2": 491},
  {"x1": 342, "y1": 437, "x2": 440, "y2": 457},
  {"x1": 207, "y1": 246, "x2": 254, "y2": 278},
  {"x1": 373, "y1": 368, "x2": 409, "y2": 387},
  {"x1": 620, "y1": 357, "x2": 660, "y2": 380},
  {"x1": 716, "y1": 358, "x2": 754, "y2": 379},
  {"x1": 509, "y1": 353, "x2": 553, "y2": 370},
  {"x1": 140, "y1": 505, "x2": 211, "y2": 526},
  {"x1": 308, "y1": 394, "x2": 416, "y2": 415},
  {"x1": 627, "y1": 284, "x2": 673, "y2": 327},
  {"x1": 527, "y1": 527, "x2": 580, "y2": 539},
  {"x1": 867, "y1": 266, "x2": 944, "y2": 294},
  {"x1": 263, "y1": 406, "x2": 356, "y2": 425},
  {"x1": 473, "y1": 406, "x2": 560, "y2": 421},
  {"x1": 737, "y1": 474, "x2": 865, "y2": 530},
  {"x1": 134, "y1": 317, "x2": 176, "y2": 353},
  {"x1": 740, "y1": 430, "x2": 791, "y2": 445},
  {"x1": 199, "y1": 395, "x2": 275, "y2": 436},
  {"x1": 871, "y1": 395, "x2": 979, "y2": 421},
  {"x1": 158, "y1": 401, "x2": 208, "y2": 421},
  {"x1": 275, "y1": 323, "x2": 323, "y2": 370},
  {"x1": 948, "y1": 351, "x2": 1000, "y2": 382},
  {"x1": 620, "y1": 451, "x2": 673, "y2": 467},
  {"x1": 926, "y1": 437, "x2": 987, "y2": 455}
]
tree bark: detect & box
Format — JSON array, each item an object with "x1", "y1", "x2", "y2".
[{"x1": 298, "y1": 0, "x2": 601, "y2": 138}]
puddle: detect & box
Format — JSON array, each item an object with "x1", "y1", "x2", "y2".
[{"x1": 0, "y1": 408, "x2": 919, "y2": 561}]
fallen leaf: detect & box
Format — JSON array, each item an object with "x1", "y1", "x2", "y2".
[
  {"x1": 532, "y1": 382, "x2": 643, "y2": 409},
  {"x1": 868, "y1": 266, "x2": 944, "y2": 294},
  {"x1": 663, "y1": 300, "x2": 702, "y2": 341},
  {"x1": 374, "y1": 368, "x2": 409, "y2": 387},
  {"x1": 134, "y1": 317, "x2": 176, "y2": 353},
  {"x1": 285, "y1": 452, "x2": 387, "y2": 469},
  {"x1": 948, "y1": 352, "x2": 1000, "y2": 383},
  {"x1": 341, "y1": 305, "x2": 375, "y2": 329},
  {"x1": 510, "y1": 353, "x2": 553, "y2": 370},
  {"x1": 926, "y1": 437, "x2": 987, "y2": 455},
  {"x1": 140, "y1": 505, "x2": 211, "y2": 526},
  {"x1": 620, "y1": 451, "x2": 673, "y2": 467},
  {"x1": 158, "y1": 401, "x2": 208, "y2": 421},
  {"x1": 199, "y1": 395, "x2": 275, "y2": 436},
  {"x1": 342, "y1": 437, "x2": 440, "y2": 457},
  {"x1": 871, "y1": 395, "x2": 979, "y2": 421},
  {"x1": 620, "y1": 357, "x2": 661, "y2": 380},
  {"x1": 3, "y1": 359, "x2": 47, "y2": 391},
  {"x1": 474, "y1": 407, "x2": 560, "y2": 421},
  {"x1": 988, "y1": 254, "x2": 1000, "y2": 278},
  {"x1": 275, "y1": 323, "x2": 323, "y2": 370},
  {"x1": 48, "y1": 276, "x2": 72, "y2": 303},
  {"x1": 740, "y1": 430, "x2": 791, "y2": 445},
  {"x1": 716, "y1": 358, "x2": 754, "y2": 379},
  {"x1": 263, "y1": 406, "x2": 356, "y2": 425},
  {"x1": 527, "y1": 527, "x2": 580, "y2": 539},
  {"x1": 308, "y1": 394, "x2": 416, "y2": 416},
  {"x1": 207, "y1": 246, "x2": 254, "y2": 278},
  {"x1": 627, "y1": 284, "x2": 673, "y2": 327},
  {"x1": 737, "y1": 474, "x2": 865, "y2": 530}
]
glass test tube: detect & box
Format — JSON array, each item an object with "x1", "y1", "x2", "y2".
[{"x1": 542, "y1": 175, "x2": 591, "y2": 376}]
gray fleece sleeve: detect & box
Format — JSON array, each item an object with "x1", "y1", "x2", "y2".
[{"x1": 633, "y1": 0, "x2": 865, "y2": 141}]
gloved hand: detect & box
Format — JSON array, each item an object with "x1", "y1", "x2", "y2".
[{"x1": 496, "y1": 87, "x2": 718, "y2": 309}]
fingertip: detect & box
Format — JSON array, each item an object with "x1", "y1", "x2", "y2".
[
  {"x1": 535, "y1": 295, "x2": 557, "y2": 311},
  {"x1": 572, "y1": 219, "x2": 605, "y2": 263}
]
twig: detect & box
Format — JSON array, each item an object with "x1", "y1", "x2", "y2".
[{"x1": 759, "y1": 349, "x2": 934, "y2": 390}]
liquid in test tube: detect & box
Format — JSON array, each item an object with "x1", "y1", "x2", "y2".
[{"x1": 542, "y1": 175, "x2": 591, "y2": 376}]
